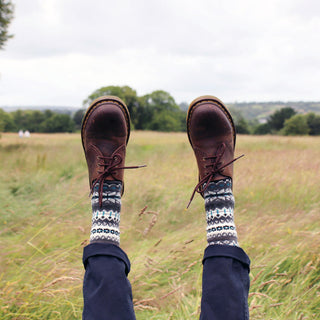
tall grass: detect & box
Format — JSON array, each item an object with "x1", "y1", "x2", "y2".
[{"x1": 0, "y1": 132, "x2": 319, "y2": 319}]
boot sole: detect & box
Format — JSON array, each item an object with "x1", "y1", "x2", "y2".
[
  {"x1": 186, "y1": 95, "x2": 236, "y2": 148},
  {"x1": 81, "y1": 96, "x2": 131, "y2": 151}
]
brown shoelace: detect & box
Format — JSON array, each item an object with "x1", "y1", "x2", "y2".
[
  {"x1": 90, "y1": 147, "x2": 146, "y2": 207},
  {"x1": 187, "y1": 143, "x2": 244, "y2": 208}
]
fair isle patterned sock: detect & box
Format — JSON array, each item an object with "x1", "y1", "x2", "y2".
[
  {"x1": 90, "y1": 181, "x2": 122, "y2": 246},
  {"x1": 204, "y1": 178, "x2": 239, "y2": 246}
]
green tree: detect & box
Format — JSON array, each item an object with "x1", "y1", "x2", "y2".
[
  {"x1": 11, "y1": 109, "x2": 46, "y2": 132},
  {"x1": 142, "y1": 90, "x2": 179, "y2": 112},
  {"x1": 12, "y1": 110, "x2": 29, "y2": 131},
  {"x1": 2, "y1": 109, "x2": 77, "y2": 133},
  {"x1": 27, "y1": 110, "x2": 45, "y2": 132},
  {"x1": 0, "y1": 109, "x2": 5, "y2": 132},
  {"x1": 43, "y1": 109, "x2": 54, "y2": 119},
  {"x1": 282, "y1": 114, "x2": 309, "y2": 136},
  {"x1": 148, "y1": 111, "x2": 183, "y2": 132},
  {"x1": 253, "y1": 122, "x2": 271, "y2": 135},
  {"x1": 0, "y1": 0, "x2": 14, "y2": 49},
  {"x1": 176, "y1": 110, "x2": 187, "y2": 132},
  {"x1": 0, "y1": 108, "x2": 15, "y2": 131},
  {"x1": 267, "y1": 107, "x2": 297, "y2": 132},
  {"x1": 229, "y1": 108, "x2": 251, "y2": 134},
  {"x1": 83, "y1": 86, "x2": 139, "y2": 127},
  {"x1": 235, "y1": 118, "x2": 250, "y2": 134},
  {"x1": 73, "y1": 109, "x2": 85, "y2": 130},
  {"x1": 136, "y1": 90, "x2": 181, "y2": 130},
  {"x1": 306, "y1": 113, "x2": 320, "y2": 135},
  {"x1": 40, "y1": 114, "x2": 75, "y2": 133}
]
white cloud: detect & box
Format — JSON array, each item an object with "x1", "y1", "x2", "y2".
[{"x1": 1, "y1": 0, "x2": 320, "y2": 106}]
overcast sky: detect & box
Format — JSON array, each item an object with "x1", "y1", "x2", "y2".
[{"x1": 1, "y1": 0, "x2": 320, "y2": 107}]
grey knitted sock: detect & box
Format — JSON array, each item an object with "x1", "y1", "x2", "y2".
[
  {"x1": 204, "y1": 178, "x2": 239, "y2": 246},
  {"x1": 90, "y1": 181, "x2": 122, "y2": 246}
]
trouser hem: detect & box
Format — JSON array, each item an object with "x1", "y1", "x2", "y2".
[
  {"x1": 203, "y1": 245, "x2": 250, "y2": 271},
  {"x1": 83, "y1": 242, "x2": 131, "y2": 275}
]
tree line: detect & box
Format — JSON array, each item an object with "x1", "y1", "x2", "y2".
[
  {"x1": 235, "y1": 107, "x2": 320, "y2": 136},
  {"x1": 0, "y1": 87, "x2": 186, "y2": 133},
  {"x1": 0, "y1": 109, "x2": 75, "y2": 133},
  {"x1": 1, "y1": 85, "x2": 320, "y2": 135}
]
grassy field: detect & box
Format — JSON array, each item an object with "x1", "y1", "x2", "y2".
[{"x1": 0, "y1": 132, "x2": 319, "y2": 319}]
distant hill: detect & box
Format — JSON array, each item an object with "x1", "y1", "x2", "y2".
[
  {"x1": 0, "y1": 106, "x2": 79, "y2": 115},
  {"x1": 226, "y1": 101, "x2": 320, "y2": 121}
]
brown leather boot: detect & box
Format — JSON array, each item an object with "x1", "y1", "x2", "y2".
[
  {"x1": 81, "y1": 96, "x2": 144, "y2": 206},
  {"x1": 187, "y1": 95, "x2": 243, "y2": 208}
]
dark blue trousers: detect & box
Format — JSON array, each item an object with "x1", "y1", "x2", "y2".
[{"x1": 83, "y1": 243, "x2": 250, "y2": 320}]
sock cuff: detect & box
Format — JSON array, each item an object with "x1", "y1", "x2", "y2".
[
  {"x1": 91, "y1": 181, "x2": 122, "y2": 211},
  {"x1": 92, "y1": 180, "x2": 122, "y2": 193},
  {"x1": 203, "y1": 178, "x2": 232, "y2": 197},
  {"x1": 204, "y1": 178, "x2": 234, "y2": 212}
]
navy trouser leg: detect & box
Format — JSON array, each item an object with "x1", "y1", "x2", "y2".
[
  {"x1": 200, "y1": 245, "x2": 250, "y2": 320},
  {"x1": 82, "y1": 243, "x2": 136, "y2": 320}
]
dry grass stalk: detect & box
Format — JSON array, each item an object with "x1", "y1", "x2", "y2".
[
  {"x1": 270, "y1": 303, "x2": 284, "y2": 307},
  {"x1": 249, "y1": 292, "x2": 274, "y2": 300},
  {"x1": 144, "y1": 214, "x2": 158, "y2": 235},
  {"x1": 181, "y1": 261, "x2": 199, "y2": 275},
  {"x1": 154, "y1": 239, "x2": 162, "y2": 247},
  {"x1": 81, "y1": 239, "x2": 89, "y2": 246},
  {"x1": 251, "y1": 270, "x2": 264, "y2": 284},
  {"x1": 249, "y1": 305, "x2": 262, "y2": 311},
  {"x1": 251, "y1": 264, "x2": 267, "y2": 269},
  {"x1": 258, "y1": 280, "x2": 277, "y2": 288},
  {"x1": 160, "y1": 286, "x2": 182, "y2": 300},
  {"x1": 134, "y1": 304, "x2": 158, "y2": 311},
  {"x1": 134, "y1": 298, "x2": 158, "y2": 311},
  {"x1": 42, "y1": 276, "x2": 81, "y2": 290},
  {"x1": 149, "y1": 267, "x2": 163, "y2": 274},
  {"x1": 138, "y1": 206, "x2": 159, "y2": 236},
  {"x1": 134, "y1": 298, "x2": 155, "y2": 305},
  {"x1": 138, "y1": 206, "x2": 148, "y2": 216}
]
